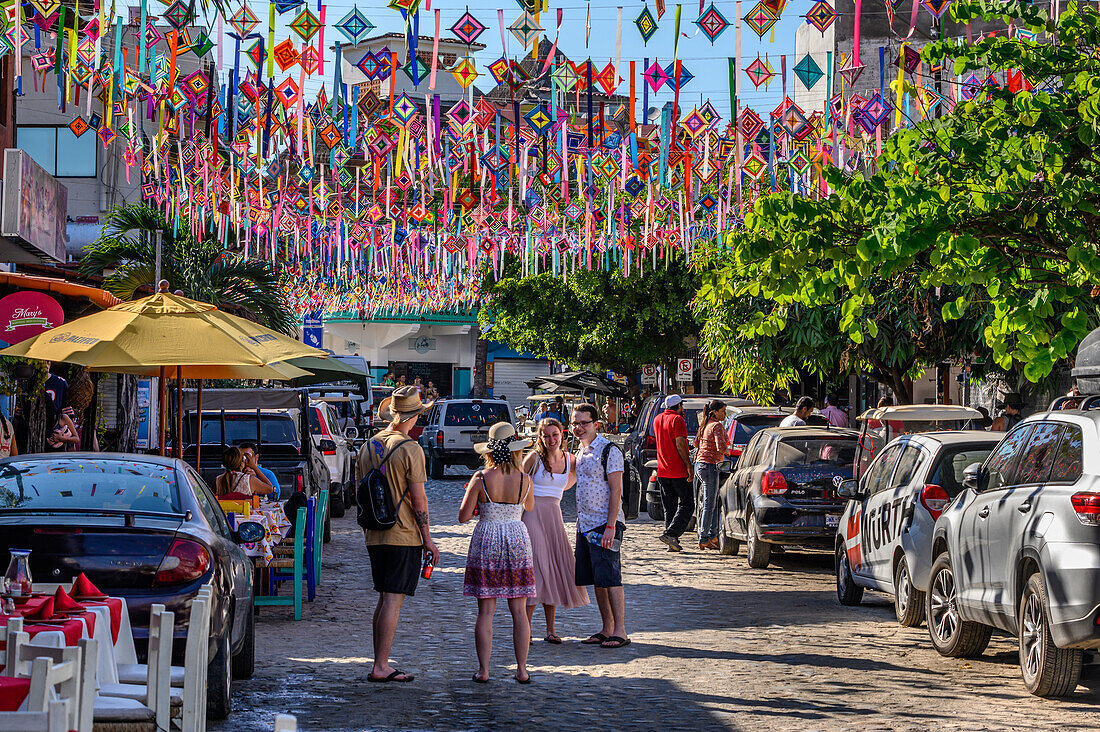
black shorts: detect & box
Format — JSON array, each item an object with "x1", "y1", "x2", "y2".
[
  {"x1": 367, "y1": 545, "x2": 422, "y2": 596},
  {"x1": 574, "y1": 523, "x2": 625, "y2": 588}
]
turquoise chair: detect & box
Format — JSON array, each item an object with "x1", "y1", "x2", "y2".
[
  {"x1": 255, "y1": 506, "x2": 306, "y2": 620},
  {"x1": 314, "y1": 490, "x2": 329, "y2": 587}
]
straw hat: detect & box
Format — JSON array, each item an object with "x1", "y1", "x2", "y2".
[
  {"x1": 474, "y1": 422, "x2": 532, "y2": 454},
  {"x1": 378, "y1": 385, "x2": 434, "y2": 422}
]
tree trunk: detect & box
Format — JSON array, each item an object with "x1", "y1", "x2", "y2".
[
  {"x1": 889, "y1": 370, "x2": 913, "y2": 404},
  {"x1": 118, "y1": 374, "x2": 140, "y2": 452},
  {"x1": 24, "y1": 392, "x2": 47, "y2": 454},
  {"x1": 471, "y1": 325, "x2": 488, "y2": 397}
]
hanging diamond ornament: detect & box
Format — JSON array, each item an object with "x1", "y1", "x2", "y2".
[
  {"x1": 450, "y1": 11, "x2": 486, "y2": 45},
  {"x1": 335, "y1": 7, "x2": 374, "y2": 44},
  {"x1": 695, "y1": 3, "x2": 731, "y2": 44},
  {"x1": 805, "y1": 1, "x2": 837, "y2": 33},
  {"x1": 635, "y1": 4, "x2": 658, "y2": 44}
]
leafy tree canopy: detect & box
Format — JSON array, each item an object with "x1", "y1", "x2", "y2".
[
  {"x1": 479, "y1": 256, "x2": 699, "y2": 380},
  {"x1": 699, "y1": 0, "x2": 1100, "y2": 397}
]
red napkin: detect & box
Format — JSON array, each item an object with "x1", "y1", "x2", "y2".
[
  {"x1": 22, "y1": 597, "x2": 54, "y2": 620},
  {"x1": 220, "y1": 491, "x2": 252, "y2": 500},
  {"x1": 53, "y1": 586, "x2": 85, "y2": 613},
  {"x1": 70, "y1": 573, "x2": 104, "y2": 598}
]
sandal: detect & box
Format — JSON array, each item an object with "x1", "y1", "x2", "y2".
[
  {"x1": 544, "y1": 634, "x2": 563, "y2": 644},
  {"x1": 599, "y1": 636, "x2": 631, "y2": 649},
  {"x1": 581, "y1": 633, "x2": 608, "y2": 645},
  {"x1": 472, "y1": 673, "x2": 489, "y2": 684},
  {"x1": 516, "y1": 673, "x2": 532, "y2": 684},
  {"x1": 368, "y1": 670, "x2": 415, "y2": 683}
]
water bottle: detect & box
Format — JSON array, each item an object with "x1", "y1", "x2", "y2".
[{"x1": 585, "y1": 528, "x2": 621, "y2": 552}]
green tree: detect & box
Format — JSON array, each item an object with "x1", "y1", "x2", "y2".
[
  {"x1": 81, "y1": 204, "x2": 295, "y2": 333},
  {"x1": 479, "y1": 255, "x2": 699, "y2": 385},
  {"x1": 700, "y1": 0, "x2": 1100, "y2": 393}
]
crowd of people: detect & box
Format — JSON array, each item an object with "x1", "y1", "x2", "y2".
[
  {"x1": 355, "y1": 386, "x2": 628, "y2": 684},
  {"x1": 380, "y1": 371, "x2": 441, "y2": 401}
]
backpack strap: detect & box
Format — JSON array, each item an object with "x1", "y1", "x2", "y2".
[
  {"x1": 601, "y1": 442, "x2": 623, "y2": 482},
  {"x1": 374, "y1": 437, "x2": 417, "y2": 510}
]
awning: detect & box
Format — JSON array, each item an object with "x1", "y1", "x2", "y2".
[{"x1": 0, "y1": 272, "x2": 122, "y2": 309}]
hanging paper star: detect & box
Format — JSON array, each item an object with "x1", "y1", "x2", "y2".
[
  {"x1": 805, "y1": 1, "x2": 837, "y2": 33},
  {"x1": 695, "y1": 4, "x2": 731, "y2": 44},
  {"x1": 509, "y1": 11, "x2": 543, "y2": 47},
  {"x1": 743, "y1": 2, "x2": 779, "y2": 37},
  {"x1": 450, "y1": 11, "x2": 486, "y2": 45},
  {"x1": 289, "y1": 8, "x2": 322, "y2": 43},
  {"x1": 335, "y1": 7, "x2": 374, "y2": 45},
  {"x1": 744, "y1": 57, "x2": 775, "y2": 88},
  {"x1": 229, "y1": 5, "x2": 260, "y2": 38},
  {"x1": 793, "y1": 54, "x2": 823, "y2": 90},
  {"x1": 635, "y1": 4, "x2": 658, "y2": 44}
]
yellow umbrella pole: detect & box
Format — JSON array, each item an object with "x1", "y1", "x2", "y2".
[
  {"x1": 176, "y1": 366, "x2": 183, "y2": 460},
  {"x1": 158, "y1": 367, "x2": 167, "y2": 456}
]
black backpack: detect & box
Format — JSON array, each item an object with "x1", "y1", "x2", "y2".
[
  {"x1": 601, "y1": 442, "x2": 623, "y2": 481},
  {"x1": 356, "y1": 438, "x2": 415, "y2": 531}
]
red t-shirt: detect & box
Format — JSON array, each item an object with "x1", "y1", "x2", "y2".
[{"x1": 654, "y1": 409, "x2": 689, "y2": 479}]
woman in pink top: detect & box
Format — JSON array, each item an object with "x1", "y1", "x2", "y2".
[{"x1": 694, "y1": 400, "x2": 729, "y2": 550}]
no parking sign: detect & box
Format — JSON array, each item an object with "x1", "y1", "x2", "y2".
[
  {"x1": 641, "y1": 364, "x2": 658, "y2": 385},
  {"x1": 676, "y1": 358, "x2": 694, "y2": 382}
]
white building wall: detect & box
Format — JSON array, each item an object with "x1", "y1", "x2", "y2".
[{"x1": 792, "y1": 23, "x2": 834, "y2": 115}]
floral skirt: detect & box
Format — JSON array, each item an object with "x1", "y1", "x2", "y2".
[{"x1": 463, "y1": 516, "x2": 537, "y2": 599}]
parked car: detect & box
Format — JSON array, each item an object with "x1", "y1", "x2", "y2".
[
  {"x1": 834, "y1": 429, "x2": 1000, "y2": 626},
  {"x1": 717, "y1": 425, "x2": 860, "y2": 567},
  {"x1": 308, "y1": 383, "x2": 373, "y2": 440},
  {"x1": 624, "y1": 393, "x2": 752, "y2": 520},
  {"x1": 418, "y1": 398, "x2": 513, "y2": 478},
  {"x1": 723, "y1": 405, "x2": 793, "y2": 468},
  {"x1": 927, "y1": 412, "x2": 1100, "y2": 697},
  {"x1": 368, "y1": 385, "x2": 394, "y2": 436},
  {"x1": 0, "y1": 453, "x2": 265, "y2": 719},
  {"x1": 308, "y1": 400, "x2": 356, "y2": 517}
]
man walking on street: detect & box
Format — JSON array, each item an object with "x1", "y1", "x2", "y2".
[
  {"x1": 356, "y1": 386, "x2": 441, "y2": 683},
  {"x1": 820, "y1": 395, "x2": 849, "y2": 428},
  {"x1": 654, "y1": 394, "x2": 693, "y2": 552},
  {"x1": 571, "y1": 403, "x2": 630, "y2": 649},
  {"x1": 780, "y1": 397, "x2": 815, "y2": 427}
]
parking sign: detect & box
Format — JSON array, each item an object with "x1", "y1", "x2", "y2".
[
  {"x1": 641, "y1": 364, "x2": 658, "y2": 385},
  {"x1": 676, "y1": 358, "x2": 693, "y2": 382},
  {"x1": 701, "y1": 356, "x2": 718, "y2": 381}
]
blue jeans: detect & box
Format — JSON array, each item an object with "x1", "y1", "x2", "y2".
[{"x1": 696, "y1": 462, "x2": 721, "y2": 543}]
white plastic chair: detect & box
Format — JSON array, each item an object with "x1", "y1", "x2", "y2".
[
  {"x1": 274, "y1": 714, "x2": 297, "y2": 731},
  {"x1": 97, "y1": 605, "x2": 175, "y2": 731},
  {"x1": 0, "y1": 700, "x2": 69, "y2": 732},
  {"x1": 5, "y1": 636, "x2": 91, "y2": 732}
]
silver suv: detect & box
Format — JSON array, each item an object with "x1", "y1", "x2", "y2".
[{"x1": 928, "y1": 412, "x2": 1100, "y2": 696}]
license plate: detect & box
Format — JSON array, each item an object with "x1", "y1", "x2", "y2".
[{"x1": 825, "y1": 514, "x2": 841, "y2": 528}]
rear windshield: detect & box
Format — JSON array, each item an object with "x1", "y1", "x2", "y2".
[
  {"x1": 444, "y1": 403, "x2": 511, "y2": 427},
  {"x1": 929, "y1": 445, "x2": 996, "y2": 496},
  {"x1": 188, "y1": 414, "x2": 299, "y2": 445},
  {"x1": 730, "y1": 414, "x2": 786, "y2": 444},
  {"x1": 774, "y1": 438, "x2": 858, "y2": 469},
  {"x1": 0, "y1": 459, "x2": 181, "y2": 514}
]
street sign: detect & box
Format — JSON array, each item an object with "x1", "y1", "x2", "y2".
[
  {"x1": 641, "y1": 364, "x2": 658, "y2": 385},
  {"x1": 701, "y1": 356, "x2": 718, "y2": 381},
  {"x1": 676, "y1": 358, "x2": 693, "y2": 382},
  {"x1": 302, "y1": 312, "x2": 323, "y2": 349}
]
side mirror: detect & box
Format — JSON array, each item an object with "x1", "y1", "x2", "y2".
[
  {"x1": 344, "y1": 427, "x2": 359, "y2": 440},
  {"x1": 235, "y1": 521, "x2": 265, "y2": 543},
  {"x1": 718, "y1": 458, "x2": 735, "y2": 473},
  {"x1": 962, "y1": 463, "x2": 986, "y2": 491},
  {"x1": 836, "y1": 479, "x2": 861, "y2": 500},
  {"x1": 318, "y1": 439, "x2": 337, "y2": 452}
]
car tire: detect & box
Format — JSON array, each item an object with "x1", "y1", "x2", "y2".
[
  {"x1": 207, "y1": 630, "x2": 232, "y2": 719},
  {"x1": 329, "y1": 487, "x2": 346, "y2": 519},
  {"x1": 893, "y1": 555, "x2": 925, "y2": 627},
  {"x1": 926, "y1": 552, "x2": 992, "y2": 658},
  {"x1": 231, "y1": 606, "x2": 255, "y2": 679},
  {"x1": 428, "y1": 451, "x2": 445, "y2": 480},
  {"x1": 717, "y1": 500, "x2": 739, "y2": 556},
  {"x1": 835, "y1": 543, "x2": 864, "y2": 606},
  {"x1": 1019, "y1": 572, "x2": 1084, "y2": 697},
  {"x1": 746, "y1": 512, "x2": 771, "y2": 569},
  {"x1": 646, "y1": 498, "x2": 664, "y2": 522},
  {"x1": 625, "y1": 465, "x2": 642, "y2": 520},
  {"x1": 323, "y1": 504, "x2": 332, "y2": 543}
]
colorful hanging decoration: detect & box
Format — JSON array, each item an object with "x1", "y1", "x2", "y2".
[
  {"x1": 921, "y1": 0, "x2": 953, "y2": 18},
  {"x1": 635, "y1": 4, "x2": 658, "y2": 44},
  {"x1": 509, "y1": 11, "x2": 543, "y2": 47},
  {"x1": 335, "y1": 7, "x2": 374, "y2": 44},
  {"x1": 744, "y1": 56, "x2": 775, "y2": 87},
  {"x1": 805, "y1": 1, "x2": 837, "y2": 33},
  {"x1": 793, "y1": 54, "x2": 824, "y2": 90},
  {"x1": 695, "y1": 4, "x2": 731, "y2": 44},
  {"x1": 743, "y1": 2, "x2": 780, "y2": 37},
  {"x1": 450, "y1": 11, "x2": 487, "y2": 45}
]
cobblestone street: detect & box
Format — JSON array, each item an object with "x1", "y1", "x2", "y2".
[{"x1": 216, "y1": 473, "x2": 1100, "y2": 731}]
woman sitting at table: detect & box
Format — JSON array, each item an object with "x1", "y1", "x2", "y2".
[{"x1": 215, "y1": 446, "x2": 274, "y2": 498}]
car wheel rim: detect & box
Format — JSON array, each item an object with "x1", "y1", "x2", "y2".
[
  {"x1": 930, "y1": 567, "x2": 959, "y2": 642},
  {"x1": 897, "y1": 563, "x2": 910, "y2": 613},
  {"x1": 838, "y1": 551, "x2": 850, "y2": 593},
  {"x1": 1022, "y1": 592, "x2": 1043, "y2": 679}
]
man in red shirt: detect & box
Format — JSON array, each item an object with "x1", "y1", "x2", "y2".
[{"x1": 653, "y1": 394, "x2": 693, "y2": 552}]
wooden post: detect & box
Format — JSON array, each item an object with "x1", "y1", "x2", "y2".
[
  {"x1": 175, "y1": 366, "x2": 183, "y2": 459},
  {"x1": 196, "y1": 380, "x2": 203, "y2": 471},
  {"x1": 157, "y1": 366, "x2": 166, "y2": 456}
]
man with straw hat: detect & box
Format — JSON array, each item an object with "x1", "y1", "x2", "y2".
[{"x1": 356, "y1": 385, "x2": 441, "y2": 683}]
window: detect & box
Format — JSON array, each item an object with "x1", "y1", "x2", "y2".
[
  {"x1": 187, "y1": 468, "x2": 230, "y2": 538},
  {"x1": 189, "y1": 414, "x2": 299, "y2": 446},
  {"x1": 929, "y1": 445, "x2": 996, "y2": 496},
  {"x1": 0, "y1": 458, "x2": 180, "y2": 514},
  {"x1": 16, "y1": 125, "x2": 97, "y2": 177},
  {"x1": 862, "y1": 444, "x2": 901, "y2": 496},
  {"x1": 1049, "y1": 425, "x2": 1084, "y2": 483},
  {"x1": 740, "y1": 433, "x2": 766, "y2": 468},
  {"x1": 773, "y1": 438, "x2": 857, "y2": 469},
  {"x1": 730, "y1": 414, "x2": 786, "y2": 445},
  {"x1": 1015, "y1": 422, "x2": 1063, "y2": 485},
  {"x1": 888, "y1": 445, "x2": 923, "y2": 491},
  {"x1": 444, "y1": 402, "x2": 510, "y2": 427},
  {"x1": 983, "y1": 425, "x2": 1032, "y2": 492}
]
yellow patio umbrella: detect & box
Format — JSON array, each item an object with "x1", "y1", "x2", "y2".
[{"x1": 1, "y1": 284, "x2": 325, "y2": 458}]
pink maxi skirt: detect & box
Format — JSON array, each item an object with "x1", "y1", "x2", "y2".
[{"x1": 522, "y1": 496, "x2": 590, "y2": 608}]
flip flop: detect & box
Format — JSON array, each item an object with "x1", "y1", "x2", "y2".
[
  {"x1": 544, "y1": 634, "x2": 563, "y2": 644},
  {"x1": 368, "y1": 670, "x2": 414, "y2": 683},
  {"x1": 581, "y1": 633, "x2": 608, "y2": 645},
  {"x1": 516, "y1": 674, "x2": 532, "y2": 684},
  {"x1": 472, "y1": 673, "x2": 489, "y2": 684},
  {"x1": 599, "y1": 636, "x2": 631, "y2": 649}
]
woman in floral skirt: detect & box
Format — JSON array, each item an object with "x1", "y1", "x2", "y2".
[{"x1": 460, "y1": 422, "x2": 537, "y2": 683}]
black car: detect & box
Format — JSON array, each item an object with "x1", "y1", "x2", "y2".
[
  {"x1": 718, "y1": 426, "x2": 860, "y2": 568},
  {"x1": 0, "y1": 453, "x2": 264, "y2": 719},
  {"x1": 624, "y1": 393, "x2": 753, "y2": 520}
]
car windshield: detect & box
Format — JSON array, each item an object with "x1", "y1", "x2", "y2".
[
  {"x1": 188, "y1": 414, "x2": 299, "y2": 445},
  {"x1": 730, "y1": 414, "x2": 786, "y2": 444},
  {"x1": 444, "y1": 403, "x2": 511, "y2": 427},
  {"x1": 0, "y1": 458, "x2": 182, "y2": 514},
  {"x1": 930, "y1": 445, "x2": 996, "y2": 496},
  {"x1": 774, "y1": 438, "x2": 858, "y2": 469}
]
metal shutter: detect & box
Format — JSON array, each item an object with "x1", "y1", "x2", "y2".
[{"x1": 491, "y1": 358, "x2": 552, "y2": 411}]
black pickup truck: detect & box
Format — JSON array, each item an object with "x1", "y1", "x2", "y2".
[{"x1": 181, "y1": 388, "x2": 332, "y2": 538}]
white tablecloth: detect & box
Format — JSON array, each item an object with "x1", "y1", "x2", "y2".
[{"x1": 28, "y1": 597, "x2": 135, "y2": 688}]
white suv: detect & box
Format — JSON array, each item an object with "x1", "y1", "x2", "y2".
[
  {"x1": 418, "y1": 399, "x2": 513, "y2": 478},
  {"x1": 308, "y1": 401, "x2": 355, "y2": 515}
]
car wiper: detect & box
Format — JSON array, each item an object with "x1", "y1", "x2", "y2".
[{"x1": 0, "y1": 507, "x2": 189, "y2": 527}]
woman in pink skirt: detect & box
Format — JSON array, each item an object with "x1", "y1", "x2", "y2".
[
  {"x1": 521, "y1": 418, "x2": 590, "y2": 644},
  {"x1": 460, "y1": 422, "x2": 536, "y2": 683}
]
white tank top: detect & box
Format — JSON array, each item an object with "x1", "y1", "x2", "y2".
[{"x1": 531, "y1": 454, "x2": 572, "y2": 500}]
